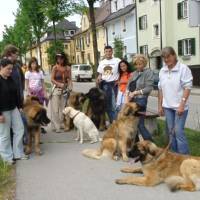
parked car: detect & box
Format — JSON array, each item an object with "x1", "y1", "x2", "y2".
[
  {"x1": 153, "y1": 69, "x2": 159, "y2": 90},
  {"x1": 71, "y1": 64, "x2": 93, "y2": 82}
]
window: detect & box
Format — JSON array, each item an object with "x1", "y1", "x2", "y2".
[
  {"x1": 64, "y1": 31, "x2": 69, "y2": 37},
  {"x1": 112, "y1": 24, "x2": 115, "y2": 35},
  {"x1": 121, "y1": 18, "x2": 126, "y2": 32},
  {"x1": 178, "y1": 38, "x2": 195, "y2": 56},
  {"x1": 177, "y1": 1, "x2": 188, "y2": 19},
  {"x1": 70, "y1": 30, "x2": 75, "y2": 35},
  {"x1": 114, "y1": 1, "x2": 118, "y2": 11},
  {"x1": 64, "y1": 44, "x2": 68, "y2": 49},
  {"x1": 140, "y1": 45, "x2": 148, "y2": 56},
  {"x1": 139, "y1": 0, "x2": 146, "y2": 2},
  {"x1": 139, "y1": 15, "x2": 147, "y2": 30},
  {"x1": 86, "y1": 32, "x2": 90, "y2": 46},
  {"x1": 153, "y1": 24, "x2": 159, "y2": 37}
]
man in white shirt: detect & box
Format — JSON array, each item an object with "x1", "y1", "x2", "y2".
[{"x1": 97, "y1": 46, "x2": 121, "y2": 122}]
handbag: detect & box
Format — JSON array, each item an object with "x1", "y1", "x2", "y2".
[{"x1": 128, "y1": 74, "x2": 142, "y2": 92}]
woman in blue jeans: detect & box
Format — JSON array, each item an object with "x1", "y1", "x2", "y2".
[
  {"x1": 126, "y1": 54, "x2": 154, "y2": 141},
  {"x1": 158, "y1": 47, "x2": 193, "y2": 154}
]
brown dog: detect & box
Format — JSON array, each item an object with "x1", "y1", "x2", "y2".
[
  {"x1": 116, "y1": 140, "x2": 200, "y2": 192},
  {"x1": 82, "y1": 103, "x2": 139, "y2": 161},
  {"x1": 23, "y1": 96, "x2": 50, "y2": 155}
]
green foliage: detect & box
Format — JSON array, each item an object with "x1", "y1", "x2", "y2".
[
  {"x1": 113, "y1": 37, "x2": 124, "y2": 59},
  {"x1": 46, "y1": 41, "x2": 64, "y2": 66},
  {"x1": 0, "y1": 159, "x2": 12, "y2": 188}
]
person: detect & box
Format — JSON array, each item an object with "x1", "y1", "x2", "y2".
[
  {"x1": 50, "y1": 52, "x2": 72, "y2": 133},
  {"x1": 25, "y1": 57, "x2": 47, "y2": 105},
  {"x1": 96, "y1": 46, "x2": 121, "y2": 123},
  {"x1": 126, "y1": 54, "x2": 154, "y2": 141},
  {"x1": 0, "y1": 58, "x2": 28, "y2": 164},
  {"x1": 21, "y1": 63, "x2": 28, "y2": 74},
  {"x1": 116, "y1": 60, "x2": 133, "y2": 112},
  {"x1": 158, "y1": 47, "x2": 193, "y2": 154}
]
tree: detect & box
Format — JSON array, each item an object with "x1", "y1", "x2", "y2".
[
  {"x1": 86, "y1": 0, "x2": 99, "y2": 78},
  {"x1": 18, "y1": 0, "x2": 47, "y2": 68},
  {"x1": 113, "y1": 37, "x2": 124, "y2": 59}
]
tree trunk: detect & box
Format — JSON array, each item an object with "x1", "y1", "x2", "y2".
[
  {"x1": 88, "y1": 1, "x2": 99, "y2": 78},
  {"x1": 53, "y1": 20, "x2": 57, "y2": 49},
  {"x1": 37, "y1": 38, "x2": 43, "y2": 71}
]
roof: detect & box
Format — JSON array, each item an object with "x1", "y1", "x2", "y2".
[{"x1": 104, "y1": 4, "x2": 135, "y2": 23}]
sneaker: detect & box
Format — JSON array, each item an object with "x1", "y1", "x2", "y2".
[
  {"x1": 41, "y1": 127, "x2": 47, "y2": 134},
  {"x1": 6, "y1": 160, "x2": 16, "y2": 165},
  {"x1": 14, "y1": 155, "x2": 29, "y2": 161}
]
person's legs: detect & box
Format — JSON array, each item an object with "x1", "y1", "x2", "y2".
[
  {"x1": 0, "y1": 111, "x2": 13, "y2": 162},
  {"x1": 174, "y1": 110, "x2": 189, "y2": 154},
  {"x1": 163, "y1": 108, "x2": 177, "y2": 152},
  {"x1": 51, "y1": 93, "x2": 61, "y2": 131},
  {"x1": 11, "y1": 108, "x2": 25, "y2": 159},
  {"x1": 59, "y1": 95, "x2": 66, "y2": 129}
]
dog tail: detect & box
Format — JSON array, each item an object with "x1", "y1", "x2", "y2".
[
  {"x1": 165, "y1": 176, "x2": 186, "y2": 192},
  {"x1": 82, "y1": 149, "x2": 102, "y2": 160}
]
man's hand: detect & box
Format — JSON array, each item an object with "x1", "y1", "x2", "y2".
[
  {"x1": 0, "y1": 115, "x2": 5, "y2": 123},
  {"x1": 177, "y1": 103, "x2": 185, "y2": 116},
  {"x1": 158, "y1": 106, "x2": 164, "y2": 116}
]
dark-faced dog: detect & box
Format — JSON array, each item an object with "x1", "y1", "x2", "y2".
[
  {"x1": 23, "y1": 96, "x2": 50, "y2": 155},
  {"x1": 85, "y1": 87, "x2": 106, "y2": 131}
]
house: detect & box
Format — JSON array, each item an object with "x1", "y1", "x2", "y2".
[
  {"x1": 104, "y1": 0, "x2": 137, "y2": 61},
  {"x1": 136, "y1": 0, "x2": 200, "y2": 86}
]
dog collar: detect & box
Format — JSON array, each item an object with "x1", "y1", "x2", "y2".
[{"x1": 72, "y1": 111, "x2": 80, "y2": 120}]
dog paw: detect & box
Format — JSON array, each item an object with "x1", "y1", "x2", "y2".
[
  {"x1": 120, "y1": 168, "x2": 132, "y2": 173},
  {"x1": 90, "y1": 140, "x2": 98, "y2": 144},
  {"x1": 122, "y1": 157, "x2": 129, "y2": 162},
  {"x1": 115, "y1": 179, "x2": 126, "y2": 185},
  {"x1": 80, "y1": 141, "x2": 83, "y2": 144},
  {"x1": 75, "y1": 138, "x2": 79, "y2": 141},
  {"x1": 35, "y1": 150, "x2": 43, "y2": 156},
  {"x1": 113, "y1": 155, "x2": 120, "y2": 161}
]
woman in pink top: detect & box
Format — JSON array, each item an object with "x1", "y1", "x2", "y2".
[{"x1": 25, "y1": 57, "x2": 47, "y2": 105}]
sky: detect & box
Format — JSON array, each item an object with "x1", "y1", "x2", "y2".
[{"x1": 0, "y1": 0, "x2": 100, "y2": 40}]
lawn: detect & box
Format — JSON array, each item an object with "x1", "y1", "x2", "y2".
[
  {"x1": 0, "y1": 159, "x2": 15, "y2": 200},
  {"x1": 153, "y1": 119, "x2": 200, "y2": 156}
]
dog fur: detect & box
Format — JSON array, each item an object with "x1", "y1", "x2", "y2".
[
  {"x1": 82, "y1": 103, "x2": 139, "y2": 161},
  {"x1": 63, "y1": 106, "x2": 100, "y2": 144},
  {"x1": 116, "y1": 140, "x2": 200, "y2": 192},
  {"x1": 23, "y1": 96, "x2": 50, "y2": 155}
]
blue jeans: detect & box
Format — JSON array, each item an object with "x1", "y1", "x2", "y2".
[
  {"x1": 100, "y1": 81, "x2": 117, "y2": 123},
  {"x1": 0, "y1": 108, "x2": 25, "y2": 162},
  {"x1": 164, "y1": 108, "x2": 189, "y2": 154}
]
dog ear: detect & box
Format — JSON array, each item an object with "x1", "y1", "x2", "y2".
[{"x1": 144, "y1": 143, "x2": 157, "y2": 156}]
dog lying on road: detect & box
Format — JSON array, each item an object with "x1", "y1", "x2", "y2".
[
  {"x1": 116, "y1": 140, "x2": 200, "y2": 192},
  {"x1": 63, "y1": 106, "x2": 101, "y2": 144},
  {"x1": 82, "y1": 103, "x2": 139, "y2": 161}
]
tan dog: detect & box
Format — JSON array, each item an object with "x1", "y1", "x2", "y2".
[
  {"x1": 63, "y1": 106, "x2": 101, "y2": 144},
  {"x1": 23, "y1": 96, "x2": 50, "y2": 155},
  {"x1": 116, "y1": 140, "x2": 200, "y2": 192},
  {"x1": 82, "y1": 103, "x2": 139, "y2": 161}
]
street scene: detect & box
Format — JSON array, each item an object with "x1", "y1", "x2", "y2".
[{"x1": 0, "y1": 0, "x2": 200, "y2": 200}]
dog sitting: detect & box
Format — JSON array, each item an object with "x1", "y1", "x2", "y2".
[
  {"x1": 23, "y1": 96, "x2": 50, "y2": 155},
  {"x1": 85, "y1": 87, "x2": 106, "y2": 131},
  {"x1": 63, "y1": 92, "x2": 86, "y2": 131},
  {"x1": 63, "y1": 106, "x2": 101, "y2": 144},
  {"x1": 82, "y1": 102, "x2": 139, "y2": 161},
  {"x1": 116, "y1": 139, "x2": 200, "y2": 192}
]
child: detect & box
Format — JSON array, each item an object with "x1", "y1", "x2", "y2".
[{"x1": 116, "y1": 60, "x2": 133, "y2": 112}]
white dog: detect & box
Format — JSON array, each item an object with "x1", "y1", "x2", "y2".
[{"x1": 63, "y1": 106, "x2": 101, "y2": 144}]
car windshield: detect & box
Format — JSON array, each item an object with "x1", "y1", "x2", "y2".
[{"x1": 80, "y1": 65, "x2": 91, "y2": 70}]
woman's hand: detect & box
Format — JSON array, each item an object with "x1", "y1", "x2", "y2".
[
  {"x1": 177, "y1": 103, "x2": 185, "y2": 116},
  {"x1": 128, "y1": 91, "x2": 140, "y2": 98},
  {"x1": 0, "y1": 115, "x2": 5, "y2": 123}
]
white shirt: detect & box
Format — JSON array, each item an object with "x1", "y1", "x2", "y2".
[
  {"x1": 158, "y1": 61, "x2": 193, "y2": 110},
  {"x1": 25, "y1": 70, "x2": 44, "y2": 91},
  {"x1": 97, "y1": 57, "x2": 121, "y2": 82}
]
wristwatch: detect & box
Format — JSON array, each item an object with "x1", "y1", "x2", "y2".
[{"x1": 181, "y1": 97, "x2": 186, "y2": 102}]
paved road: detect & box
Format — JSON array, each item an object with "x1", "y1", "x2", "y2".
[{"x1": 16, "y1": 82, "x2": 200, "y2": 200}]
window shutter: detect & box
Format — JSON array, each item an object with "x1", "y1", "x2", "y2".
[
  {"x1": 139, "y1": 17, "x2": 142, "y2": 30},
  {"x1": 178, "y1": 40, "x2": 183, "y2": 56},
  {"x1": 140, "y1": 46, "x2": 143, "y2": 54},
  {"x1": 177, "y1": 3, "x2": 182, "y2": 19},
  {"x1": 191, "y1": 38, "x2": 196, "y2": 55}
]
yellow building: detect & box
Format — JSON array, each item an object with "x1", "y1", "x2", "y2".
[{"x1": 73, "y1": 0, "x2": 111, "y2": 65}]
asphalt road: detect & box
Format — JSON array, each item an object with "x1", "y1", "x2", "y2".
[{"x1": 16, "y1": 81, "x2": 200, "y2": 200}]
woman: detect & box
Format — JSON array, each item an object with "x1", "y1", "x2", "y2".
[
  {"x1": 126, "y1": 54, "x2": 154, "y2": 141},
  {"x1": 116, "y1": 60, "x2": 132, "y2": 112},
  {"x1": 158, "y1": 47, "x2": 193, "y2": 154},
  {"x1": 50, "y1": 52, "x2": 72, "y2": 133},
  {"x1": 25, "y1": 57, "x2": 47, "y2": 105},
  {"x1": 0, "y1": 58, "x2": 28, "y2": 164}
]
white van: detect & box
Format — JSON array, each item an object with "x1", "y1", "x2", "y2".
[{"x1": 71, "y1": 64, "x2": 93, "y2": 82}]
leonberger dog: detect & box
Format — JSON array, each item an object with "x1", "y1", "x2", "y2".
[
  {"x1": 63, "y1": 91, "x2": 86, "y2": 131},
  {"x1": 82, "y1": 102, "x2": 139, "y2": 161},
  {"x1": 85, "y1": 87, "x2": 107, "y2": 131},
  {"x1": 23, "y1": 96, "x2": 50, "y2": 155},
  {"x1": 116, "y1": 140, "x2": 200, "y2": 192}
]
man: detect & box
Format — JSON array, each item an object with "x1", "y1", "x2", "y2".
[{"x1": 97, "y1": 46, "x2": 121, "y2": 122}]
